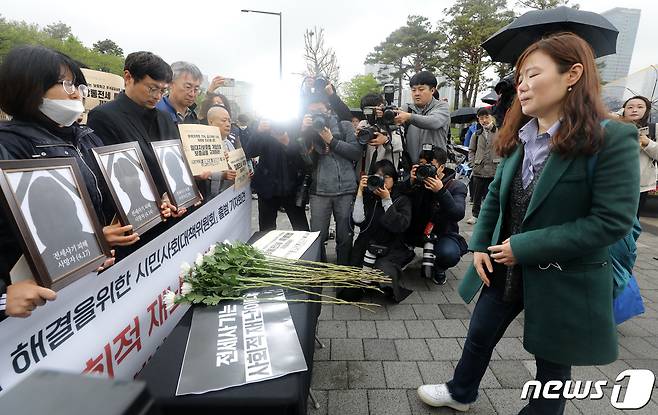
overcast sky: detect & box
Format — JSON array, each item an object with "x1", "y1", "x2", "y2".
[{"x1": 2, "y1": 0, "x2": 655, "y2": 87}]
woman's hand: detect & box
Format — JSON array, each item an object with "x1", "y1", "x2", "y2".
[
  {"x1": 373, "y1": 187, "x2": 390, "y2": 200},
  {"x1": 357, "y1": 175, "x2": 368, "y2": 196},
  {"x1": 161, "y1": 194, "x2": 187, "y2": 220},
  {"x1": 488, "y1": 238, "x2": 517, "y2": 267},
  {"x1": 97, "y1": 250, "x2": 116, "y2": 272},
  {"x1": 640, "y1": 133, "x2": 651, "y2": 148},
  {"x1": 473, "y1": 252, "x2": 493, "y2": 287},
  {"x1": 5, "y1": 280, "x2": 57, "y2": 318},
  {"x1": 103, "y1": 223, "x2": 139, "y2": 247},
  {"x1": 410, "y1": 165, "x2": 418, "y2": 184}
]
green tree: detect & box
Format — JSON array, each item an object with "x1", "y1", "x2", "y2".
[
  {"x1": 340, "y1": 74, "x2": 381, "y2": 108},
  {"x1": 0, "y1": 17, "x2": 124, "y2": 75},
  {"x1": 438, "y1": 0, "x2": 515, "y2": 108},
  {"x1": 43, "y1": 21, "x2": 72, "y2": 40},
  {"x1": 516, "y1": 0, "x2": 579, "y2": 9},
  {"x1": 365, "y1": 15, "x2": 445, "y2": 105},
  {"x1": 93, "y1": 39, "x2": 124, "y2": 57}
]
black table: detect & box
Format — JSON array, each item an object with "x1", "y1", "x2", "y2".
[{"x1": 138, "y1": 232, "x2": 322, "y2": 415}]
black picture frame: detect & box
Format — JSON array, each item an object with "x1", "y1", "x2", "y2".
[
  {"x1": 0, "y1": 158, "x2": 112, "y2": 291},
  {"x1": 151, "y1": 140, "x2": 201, "y2": 210},
  {"x1": 92, "y1": 142, "x2": 163, "y2": 235}
]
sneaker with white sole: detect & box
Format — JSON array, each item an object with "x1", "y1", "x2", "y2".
[
  {"x1": 466, "y1": 216, "x2": 477, "y2": 225},
  {"x1": 417, "y1": 383, "x2": 470, "y2": 411}
]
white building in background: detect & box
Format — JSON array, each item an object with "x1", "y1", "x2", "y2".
[{"x1": 598, "y1": 7, "x2": 641, "y2": 84}]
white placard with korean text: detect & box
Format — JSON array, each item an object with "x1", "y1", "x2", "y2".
[
  {"x1": 178, "y1": 124, "x2": 229, "y2": 176},
  {"x1": 0, "y1": 186, "x2": 252, "y2": 394},
  {"x1": 227, "y1": 148, "x2": 250, "y2": 190},
  {"x1": 252, "y1": 231, "x2": 321, "y2": 260}
]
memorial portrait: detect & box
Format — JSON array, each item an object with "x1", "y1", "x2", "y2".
[
  {"x1": 152, "y1": 140, "x2": 201, "y2": 209},
  {"x1": 93, "y1": 142, "x2": 163, "y2": 234},
  {"x1": 0, "y1": 159, "x2": 111, "y2": 290}
]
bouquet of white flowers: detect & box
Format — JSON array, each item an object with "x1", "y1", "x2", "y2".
[{"x1": 164, "y1": 241, "x2": 391, "y2": 311}]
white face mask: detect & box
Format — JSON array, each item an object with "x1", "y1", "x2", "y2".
[{"x1": 39, "y1": 98, "x2": 84, "y2": 126}]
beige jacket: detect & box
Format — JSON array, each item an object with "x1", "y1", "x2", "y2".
[{"x1": 640, "y1": 138, "x2": 658, "y2": 193}]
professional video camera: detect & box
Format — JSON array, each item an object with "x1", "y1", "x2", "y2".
[{"x1": 356, "y1": 84, "x2": 400, "y2": 145}]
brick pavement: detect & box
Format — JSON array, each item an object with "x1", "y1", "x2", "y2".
[{"x1": 251, "y1": 199, "x2": 658, "y2": 414}]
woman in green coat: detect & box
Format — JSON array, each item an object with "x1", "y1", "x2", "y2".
[{"x1": 417, "y1": 33, "x2": 640, "y2": 414}]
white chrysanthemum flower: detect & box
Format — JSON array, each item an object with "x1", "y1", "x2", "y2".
[
  {"x1": 195, "y1": 253, "x2": 204, "y2": 267},
  {"x1": 163, "y1": 290, "x2": 177, "y2": 311},
  {"x1": 180, "y1": 262, "x2": 191, "y2": 274},
  {"x1": 181, "y1": 282, "x2": 193, "y2": 296}
]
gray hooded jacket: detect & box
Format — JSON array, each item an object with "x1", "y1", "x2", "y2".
[{"x1": 404, "y1": 97, "x2": 451, "y2": 162}]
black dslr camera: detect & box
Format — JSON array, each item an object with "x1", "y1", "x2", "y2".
[
  {"x1": 365, "y1": 174, "x2": 384, "y2": 193},
  {"x1": 415, "y1": 164, "x2": 438, "y2": 182}
]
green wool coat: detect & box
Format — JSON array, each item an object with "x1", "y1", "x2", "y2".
[{"x1": 458, "y1": 120, "x2": 640, "y2": 366}]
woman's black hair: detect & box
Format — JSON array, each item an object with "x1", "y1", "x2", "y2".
[
  {"x1": 622, "y1": 95, "x2": 652, "y2": 128},
  {"x1": 374, "y1": 159, "x2": 397, "y2": 181},
  {"x1": 0, "y1": 45, "x2": 84, "y2": 120}
]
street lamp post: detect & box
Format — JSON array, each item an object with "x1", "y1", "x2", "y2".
[{"x1": 241, "y1": 9, "x2": 282, "y2": 80}]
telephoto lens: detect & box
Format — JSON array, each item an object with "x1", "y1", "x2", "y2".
[
  {"x1": 421, "y1": 241, "x2": 436, "y2": 279},
  {"x1": 362, "y1": 249, "x2": 378, "y2": 270}
]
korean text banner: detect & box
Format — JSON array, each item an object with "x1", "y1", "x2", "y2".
[{"x1": 0, "y1": 186, "x2": 252, "y2": 394}]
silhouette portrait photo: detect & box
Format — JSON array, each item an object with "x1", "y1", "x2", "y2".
[
  {"x1": 164, "y1": 147, "x2": 196, "y2": 205},
  {"x1": 112, "y1": 156, "x2": 159, "y2": 229},
  {"x1": 26, "y1": 175, "x2": 102, "y2": 279},
  {"x1": 151, "y1": 141, "x2": 200, "y2": 209}
]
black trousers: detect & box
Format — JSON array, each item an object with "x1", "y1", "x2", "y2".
[
  {"x1": 257, "y1": 195, "x2": 309, "y2": 232},
  {"x1": 471, "y1": 176, "x2": 494, "y2": 218}
]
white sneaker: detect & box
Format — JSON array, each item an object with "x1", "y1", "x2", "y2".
[
  {"x1": 417, "y1": 383, "x2": 470, "y2": 411},
  {"x1": 466, "y1": 216, "x2": 478, "y2": 225}
]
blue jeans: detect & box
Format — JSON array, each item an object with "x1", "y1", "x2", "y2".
[
  {"x1": 447, "y1": 283, "x2": 571, "y2": 415},
  {"x1": 309, "y1": 194, "x2": 354, "y2": 265},
  {"x1": 433, "y1": 235, "x2": 463, "y2": 271}
]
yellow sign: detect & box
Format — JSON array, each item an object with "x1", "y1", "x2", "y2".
[{"x1": 178, "y1": 124, "x2": 229, "y2": 176}]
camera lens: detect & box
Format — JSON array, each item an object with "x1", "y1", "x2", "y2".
[
  {"x1": 416, "y1": 165, "x2": 437, "y2": 182},
  {"x1": 367, "y1": 175, "x2": 385, "y2": 192},
  {"x1": 362, "y1": 249, "x2": 377, "y2": 270},
  {"x1": 312, "y1": 115, "x2": 327, "y2": 132},
  {"x1": 421, "y1": 241, "x2": 435, "y2": 279}
]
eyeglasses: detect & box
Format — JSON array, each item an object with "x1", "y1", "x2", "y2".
[
  {"x1": 146, "y1": 84, "x2": 170, "y2": 98},
  {"x1": 59, "y1": 80, "x2": 89, "y2": 98},
  {"x1": 182, "y1": 83, "x2": 201, "y2": 94}
]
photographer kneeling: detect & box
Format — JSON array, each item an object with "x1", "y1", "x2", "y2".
[
  {"x1": 403, "y1": 147, "x2": 468, "y2": 285},
  {"x1": 341, "y1": 160, "x2": 413, "y2": 303}
]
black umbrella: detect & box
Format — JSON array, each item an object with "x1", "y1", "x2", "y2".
[
  {"x1": 482, "y1": 6, "x2": 618, "y2": 64},
  {"x1": 450, "y1": 107, "x2": 478, "y2": 124},
  {"x1": 481, "y1": 90, "x2": 499, "y2": 105}
]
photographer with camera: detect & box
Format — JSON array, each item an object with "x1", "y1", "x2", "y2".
[
  {"x1": 338, "y1": 160, "x2": 414, "y2": 303},
  {"x1": 300, "y1": 76, "x2": 353, "y2": 122},
  {"x1": 297, "y1": 94, "x2": 361, "y2": 265},
  {"x1": 244, "y1": 119, "x2": 309, "y2": 232},
  {"x1": 402, "y1": 146, "x2": 468, "y2": 285},
  {"x1": 394, "y1": 71, "x2": 451, "y2": 163},
  {"x1": 355, "y1": 93, "x2": 404, "y2": 175}
]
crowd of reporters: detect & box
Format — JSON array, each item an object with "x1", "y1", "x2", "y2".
[{"x1": 0, "y1": 42, "x2": 472, "y2": 318}]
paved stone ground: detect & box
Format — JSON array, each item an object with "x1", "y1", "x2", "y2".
[{"x1": 251, "y1": 198, "x2": 658, "y2": 415}]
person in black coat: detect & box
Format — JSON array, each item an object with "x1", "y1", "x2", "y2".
[
  {"x1": 244, "y1": 120, "x2": 309, "y2": 232},
  {"x1": 345, "y1": 160, "x2": 414, "y2": 303},
  {"x1": 403, "y1": 146, "x2": 468, "y2": 285},
  {"x1": 87, "y1": 51, "x2": 187, "y2": 260},
  {"x1": 0, "y1": 46, "x2": 127, "y2": 318}
]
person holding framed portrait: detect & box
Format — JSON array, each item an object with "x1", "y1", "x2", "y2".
[{"x1": 0, "y1": 46, "x2": 141, "y2": 319}]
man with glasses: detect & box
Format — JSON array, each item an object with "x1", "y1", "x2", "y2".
[
  {"x1": 156, "y1": 61, "x2": 202, "y2": 125},
  {"x1": 88, "y1": 51, "x2": 187, "y2": 258}
]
